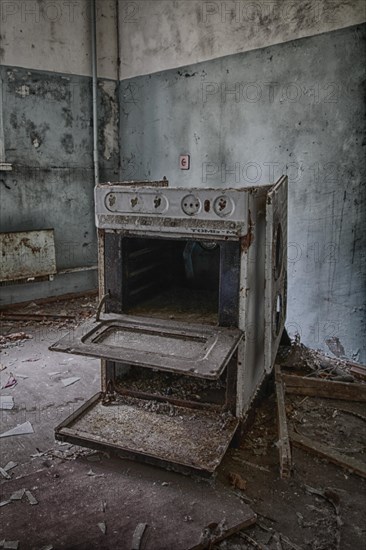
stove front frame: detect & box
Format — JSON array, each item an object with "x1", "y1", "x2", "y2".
[{"x1": 96, "y1": 176, "x2": 288, "y2": 418}]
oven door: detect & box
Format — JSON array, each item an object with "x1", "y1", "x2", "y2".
[
  {"x1": 54, "y1": 392, "x2": 240, "y2": 475},
  {"x1": 49, "y1": 313, "x2": 243, "y2": 380},
  {"x1": 50, "y1": 314, "x2": 243, "y2": 474}
]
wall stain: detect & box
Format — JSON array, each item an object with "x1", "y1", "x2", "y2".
[
  {"x1": 61, "y1": 134, "x2": 75, "y2": 154},
  {"x1": 25, "y1": 119, "x2": 50, "y2": 149},
  {"x1": 62, "y1": 107, "x2": 73, "y2": 128},
  {"x1": 177, "y1": 70, "x2": 198, "y2": 78}
]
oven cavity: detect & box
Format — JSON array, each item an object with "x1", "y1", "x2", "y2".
[{"x1": 121, "y1": 237, "x2": 220, "y2": 324}]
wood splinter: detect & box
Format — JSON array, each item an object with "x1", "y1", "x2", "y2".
[{"x1": 274, "y1": 365, "x2": 292, "y2": 478}]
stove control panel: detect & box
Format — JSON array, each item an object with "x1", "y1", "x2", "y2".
[{"x1": 95, "y1": 185, "x2": 250, "y2": 237}]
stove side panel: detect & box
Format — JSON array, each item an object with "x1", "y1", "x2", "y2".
[{"x1": 237, "y1": 190, "x2": 268, "y2": 416}]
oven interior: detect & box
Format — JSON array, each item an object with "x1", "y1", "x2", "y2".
[
  {"x1": 110, "y1": 236, "x2": 239, "y2": 412},
  {"x1": 120, "y1": 236, "x2": 220, "y2": 324}
]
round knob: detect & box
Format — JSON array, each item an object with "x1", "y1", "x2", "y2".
[{"x1": 213, "y1": 195, "x2": 234, "y2": 217}]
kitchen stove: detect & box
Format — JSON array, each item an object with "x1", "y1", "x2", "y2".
[{"x1": 50, "y1": 176, "x2": 288, "y2": 474}]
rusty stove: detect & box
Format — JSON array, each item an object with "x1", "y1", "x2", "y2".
[{"x1": 50, "y1": 177, "x2": 288, "y2": 475}]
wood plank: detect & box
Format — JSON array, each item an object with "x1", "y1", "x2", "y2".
[
  {"x1": 350, "y1": 364, "x2": 366, "y2": 382},
  {"x1": 282, "y1": 374, "x2": 366, "y2": 402},
  {"x1": 289, "y1": 429, "x2": 366, "y2": 479},
  {"x1": 274, "y1": 365, "x2": 292, "y2": 478}
]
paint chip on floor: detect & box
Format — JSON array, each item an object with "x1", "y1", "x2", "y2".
[
  {"x1": 4, "y1": 461, "x2": 18, "y2": 472},
  {"x1": 0, "y1": 396, "x2": 14, "y2": 410},
  {"x1": 25, "y1": 489, "x2": 38, "y2": 505},
  {"x1": 10, "y1": 489, "x2": 25, "y2": 501},
  {"x1": 0, "y1": 421, "x2": 34, "y2": 438},
  {"x1": 98, "y1": 522, "x2": 106, "y2": 535},
  {"x1": 61, "y1": 377, "x2": 80, "y2": 387}
]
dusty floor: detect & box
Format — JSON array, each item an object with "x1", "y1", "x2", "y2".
[{"x1": 0, "y1": 296, "x2": 365, "y2": 549}]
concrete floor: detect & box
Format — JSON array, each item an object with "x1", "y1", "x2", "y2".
[
  {"x1": 0, "y1": 323, "x2": 100, "y2": 466},
  {"x1": 1, "y1": 298, "x2": 365, "y2": 550}
]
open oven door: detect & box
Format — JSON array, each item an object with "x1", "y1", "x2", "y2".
[
  {"x1": 264, "y1": 175, "x2": 288, "y2": 373},
  {"x1": 50, "y1": 314, "x2": 243, "y2": 474},
  {"x1": 50, "y1": 313, "x2": 242, "y2": 380}
]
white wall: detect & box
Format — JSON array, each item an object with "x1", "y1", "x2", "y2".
[
  {"x1": 0, "y1": 0, "x2": 117, "y2": 78},
  {"x1": 119, "y1": 0, "x2": 366, "y2": 79}
]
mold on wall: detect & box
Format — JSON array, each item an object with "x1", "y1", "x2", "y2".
[{"x1": 118, "y1": 24, "x2": 366, "y2": 362}]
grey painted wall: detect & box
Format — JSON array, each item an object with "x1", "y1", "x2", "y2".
[
  {"x1": 0, "y1": 66, "x2": 119, "y2": 304},
  {"x1": 119, "y1": 24, "x2": 366, "y2": 362}
]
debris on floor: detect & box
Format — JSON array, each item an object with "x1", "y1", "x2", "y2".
[
  {"x1": 0, "y1": 421, "x2": 34, "y2": 438},
  {"x1": 3, "y1": 461, "x2": 18, "y2": 473},
  {"x1": 10, "y1": 489, "x2": 26, "y2": 501},
  {"x1": 0, "y1": 396, "x2": 14, "y2": 410},
  {"x1": 274, "y1": 356, "x2": 366, "y2": 480},
  {"x1": 61, "y1": 376, "x2": 80, "y2": 387},
  {"x1": 1, "y1": 373, "x2": 17, "y2": 390},
  {"x1": 2, "y1": 541, "x2": 20, "y2": 550},
  {"x1": 25, "y1": 489, "x2": 38, "y2": 505},
  {"x1": 0, "y1": 299, "x2": 365, "y2": 549},
  {"x1": 97, "y1": 521, "x2": 107, "y2": 535},
  {"x1": 0, "y1": 332, "x2": 32, "y2": 347},
  {"x1": 228, "y1": 472, "x2": 247, "y2": 491},
  {"x1": 274, "y1": 364, "x2": 292, "y2": 479},
  {"x1": 0, "y1": 467, "x2": 12, "y2": 480},
  {"x1": 87, "y1": 470, "x2": 105, "y2": 478},
  {"x1": 131, "y1": 523, "x2": 148, "y2": 550}
]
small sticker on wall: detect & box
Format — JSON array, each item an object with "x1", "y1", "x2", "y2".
[{"x1": 179, "y1": 155, "x2": 190, "y2": 170}]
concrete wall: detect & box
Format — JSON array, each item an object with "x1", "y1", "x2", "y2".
[
  {"x1": 0, "y1": 66, "x2": 119, "y2": 304},
  {"x1": 119, "y1": 24, "x2": 366, "y2": 362},
  {"x1": 0, "y1": 1, "x2": 119, "y2": 304},
  {"x1": 0, "y1": 0, "x2": 365, "y2": 363},
  {"x1": 0, "y1": 0, "x2": 118, "y2": 78},
  {"x1": 118, "y1": 0, "x2": 366, "y2": 78}
]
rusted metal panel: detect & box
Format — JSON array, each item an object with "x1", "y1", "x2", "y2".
[
  {"x1": 94, "y1": 186, "x2": 249, "y2": 238},
  {"x1": 49, "y1": 313, "x2": 243, "y2": 380},
  {"x1": 99, "y1": 179, "x2": 169, "y2": 187},
  {"x1": 0, "y1": 229, "x2": 56, "y2": 282},
  {"x1": 55, "y1": 393, "x2": 239, "y2": 474}
]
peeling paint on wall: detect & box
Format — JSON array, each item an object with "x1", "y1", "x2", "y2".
[{"x1": 0, "y1": 65, "x2": 118, "y2": 304}]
